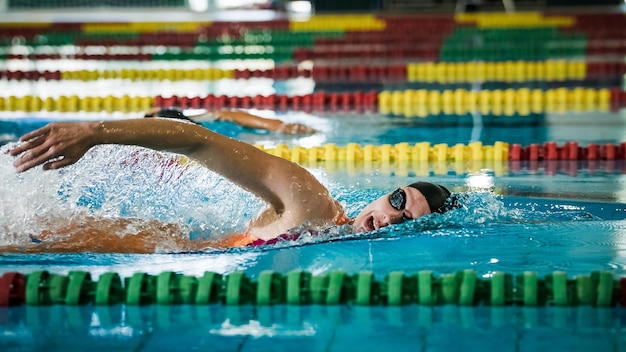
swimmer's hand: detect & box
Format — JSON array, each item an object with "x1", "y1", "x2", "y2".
[
  {"x1": 212, "y1": 110, "x2": 316, "y2": 135},
  {"x1": 277, "y1": 122, "x2": 316, "y2": 135},
  {"x1": 10, "y1": 121, "x2": 99, "y2": 173}
]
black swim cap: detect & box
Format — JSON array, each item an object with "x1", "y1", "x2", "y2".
[
  {"x1": 407, "y1": 181, "x2": 452, "y2": 214},
  {"x1": 155, "y1": 108, "x2": 189, "y2": 120}
]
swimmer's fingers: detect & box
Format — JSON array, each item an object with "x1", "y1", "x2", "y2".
[
  {"x1": 12, "y1": 131, "x2": 67, "y2": 172},
  {"x1": 13, "y1": 141, "x2": 60, "y2": 173},
  {"x1": 42, "y1": 156, "x2": 77, "y2": 171},
  {"x1": 12, "y1": 122, "x2": 96, "y2": 172},
  {"x1": 24, "y1": 137, "x2": 90, "y2": 172},
  {"x1": 19, "y1": 125, "x2": 51, "y2": 143},
  {"x1": 14, "y1": 142, "x2": 84, "y2": 173},
  {"x1": 279, "y1": 123, "x2": 316, "y2": 135},
  {"x1": 11, "y1": 133, "x2": 59, "y2": 172},
  {"x1": 8, "y1": 127, "x2": 50, "y2": 156},
  {"x1": 297, "y1": 124, "x2": 316, "y2": 134}
]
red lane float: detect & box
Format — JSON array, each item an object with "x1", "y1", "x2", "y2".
[
  {"x1": 154, "y1": 91, "x2": 380, "y2": 113},
  {"x1": 509, "y1": 142, "x2": 626, "y2": 161},
  {"x1": 0, "y1": 272, "x2": 26, "y2": 307}
]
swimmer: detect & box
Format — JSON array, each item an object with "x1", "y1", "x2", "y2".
[
  {"x1": 9, "y1": 119, "x2": 454, "y2": 251},
  {"x1": 145, "y1": 107, "x2": 316, "y2": 135}
]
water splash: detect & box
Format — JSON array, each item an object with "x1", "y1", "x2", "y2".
[{"x1": 0, "y1": 143, "x2": 263, "y2": 252}]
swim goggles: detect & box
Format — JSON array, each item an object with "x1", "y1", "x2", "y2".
[
  {"x1": 389, "y1": 188, "x2": 407, "y2": 212},
  {"x1": 391, "y1": 185, "x2": 459, "y2": 218}
]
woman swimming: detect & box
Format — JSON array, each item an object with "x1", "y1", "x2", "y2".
[{"x1": 8, "y1": 118, "x2": 452, "y2": 252}]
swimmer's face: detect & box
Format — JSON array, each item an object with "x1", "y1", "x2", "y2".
[{"x1": 352, "y1": 187, "x2": 431, "y2": 232}]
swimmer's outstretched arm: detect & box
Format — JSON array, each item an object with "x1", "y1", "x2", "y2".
[
  {"x1": 199, "y1": 110, "x2": 315, "y2": 135},
  {"x1": 10, "y1": 119, "x2": 340, "y2": 234}
]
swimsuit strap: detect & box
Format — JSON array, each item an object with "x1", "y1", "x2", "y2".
[
  {"x1": 217, "y1": 233, "x2": 259, "y2": 247},
  {"x1": 248, "y1": 231, "x2": 311, "y2": 247}
]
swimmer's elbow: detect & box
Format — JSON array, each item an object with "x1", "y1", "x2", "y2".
[
  {"x1": 170, "y1": 124, "x2": 215, "y2": 153},
  {"x1": 173, "y1": 139, "x2": 208, "y2": 156}
]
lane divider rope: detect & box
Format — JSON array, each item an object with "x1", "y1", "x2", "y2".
[
  {"x1": 1, "y1": 88, "x2": 625, "y2": 115},
  {"x1": 2, "y1": 60, "x2": 624, "y2": 83},
  {"x1": 1, "y1": 270, "x2": 623, "y2": 307}
]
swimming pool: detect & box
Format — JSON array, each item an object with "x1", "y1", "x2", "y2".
[
  {"x1": 2, "y1": 111, "x2": 625, "y2": 350},
  {"x1": 2, "y1": 9, "x2": 626, "y2": 352}
]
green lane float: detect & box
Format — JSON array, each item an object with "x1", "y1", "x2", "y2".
[{"x1": 2, "y1": 270, "x2": 624, "y2": 308}]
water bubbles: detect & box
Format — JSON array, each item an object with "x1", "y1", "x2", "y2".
[{"x1": 0, "y1": 144, "x2": 264, "y2": 251}]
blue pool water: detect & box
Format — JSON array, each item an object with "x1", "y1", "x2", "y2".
[{"x1": 1, "y1": 110, "x2": 626, "y2": 351}]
